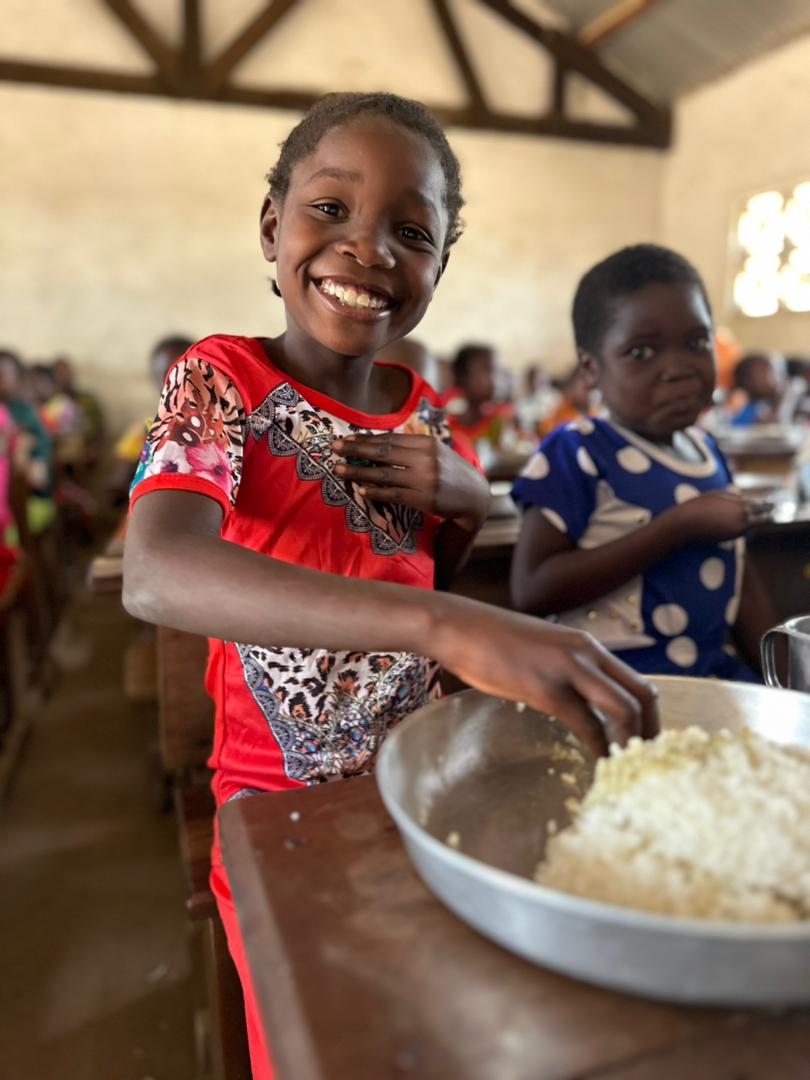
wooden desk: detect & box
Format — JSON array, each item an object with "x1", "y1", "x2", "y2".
[
  {"x1": 84, "y1": 518, "x2": 518, "y2": 600},
  {"x1": 219, "y1": 777, "x2": 810, "y2": 1080},
  {"x1": 84, "y1": 505, "x2": 810, "y2": 618},
  {"x1": 87, "y1": 517, "x2": 126, "y2": 594}
]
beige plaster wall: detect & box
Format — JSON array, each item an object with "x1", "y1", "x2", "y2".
[
  {"x1": 661, "y1": 33, "x2": 810, "y2": 357},
  {"x1": 0, "y1": 82, "x2": 662, "y2": 431}
]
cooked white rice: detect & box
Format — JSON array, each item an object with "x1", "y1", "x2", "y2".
[{"x1": 535, "y1": 726, "x2": 810, "y2": 923}]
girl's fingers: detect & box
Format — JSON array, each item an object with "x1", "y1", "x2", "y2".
[
  {"x1": 594, "y1": 650, "x2": 660, "y2": 739},
  {"x1": 335, "y1": 463, "x2": 411, "y2": 487},
  {"x1": 565, "y1": 651, "x2": 646, "y2": 747},
  {"x1": 744, "y1": 498, "x2": 774, "y2": 522},
  {"x1": 534, "y1": 684, "x2": 609, "y2": 758},
  {"x1": 332, "y1": 434, "x2": 426, "y2": 464},
  {"x1": 354, "y1": 485, "x2": 413, "y2": 503}
]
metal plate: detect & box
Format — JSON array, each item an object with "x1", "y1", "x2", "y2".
[{"x1": 376, "y1": 676, "x2": 810, "y2": 1005}]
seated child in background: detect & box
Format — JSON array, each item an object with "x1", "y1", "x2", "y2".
[
  {"x1": 445, "y1": 342, "x2": 517, "y2": 461},
  {"x1": 728, "y1": 352, "x2": 784, "y2": 426},
  {"x1": 0, "y1": 403, "x2": 22, "y2": 594},
  {"x1": 111, "y1": 335, "x2": 193, "y2": 504},
  {"x1": 537, "y1": 364, "x2": 594, "y2": 438},
  {"x1": 0, "y1": 350, "x2": 56, "y2": 537},
  {"x1": 51, "y1": 355, "x2": 105, "y2": 462},
  {"x1": 374, "y1": 336, "x2": 449, "y2": 395},
  {"x1": 511, "y1": 243, "x2": 775, "y2": 681},
  {"x1": 515, "y1": 362, "x2": 560, "y2": 440}
]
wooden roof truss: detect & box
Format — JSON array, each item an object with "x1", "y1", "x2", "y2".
[{"x1": 0, "y1": 0, "x2": 671, "y2": 148}]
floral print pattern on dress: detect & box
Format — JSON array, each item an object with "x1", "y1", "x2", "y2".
[{"x1": 131, "y1": 357, "x2": 245, "y2": 505}]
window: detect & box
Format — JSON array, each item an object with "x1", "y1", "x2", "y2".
[{"x1": 733, "y1": 181, "x2": 810, "y2": 317}]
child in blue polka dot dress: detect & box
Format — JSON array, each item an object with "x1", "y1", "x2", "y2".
[{"x1": 510, "y1": 244, "x2": 775, "y2": 681}]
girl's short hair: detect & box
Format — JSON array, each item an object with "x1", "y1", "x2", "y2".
[
  {"x1": 573, "y1": 243, "x2": 712, "y2": 355},
  {"x1": 267, "y1": 91, "x2": 464, "y2": 253}
]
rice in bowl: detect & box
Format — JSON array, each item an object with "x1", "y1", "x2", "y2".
[{"x1": 535, "y1": 726, "x2": 810, "y2": 923}]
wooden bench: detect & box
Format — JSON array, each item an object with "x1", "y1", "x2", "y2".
[{"x1": 155, "y1": 625, "x2": 250, "y2": 1080}]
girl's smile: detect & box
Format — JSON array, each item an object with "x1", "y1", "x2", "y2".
[
  {"x1": 260, "y1": 116, "x2": 448, "y2": 394},
  {"x1": 315, "y1": 275, "x2": 393, "y2": 315}
]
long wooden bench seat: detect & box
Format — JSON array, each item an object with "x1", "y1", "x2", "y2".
[{"x1": 155, "y1": 624, "x2": 250, "y2": 1080}]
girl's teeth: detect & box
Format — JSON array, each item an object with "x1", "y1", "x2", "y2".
[{"x1": 320, "y1": 280, "x2": 387, "y2": 310}]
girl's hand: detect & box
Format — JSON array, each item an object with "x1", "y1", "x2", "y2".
[
  {"x1": 436, "y1": 602, "x2": 659, "y2": 757},
  {"x1": 332, "y1": 434, "x2": 491, "y2": 530},
  {"x1": 666, "y1": 490, "x2": 773, "y2": 543}
]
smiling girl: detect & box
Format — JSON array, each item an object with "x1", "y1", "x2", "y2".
[{"x1": 123, "y1": 95, "x2": 656, "y2": 1077}]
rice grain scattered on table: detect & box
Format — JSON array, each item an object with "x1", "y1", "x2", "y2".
[{"x1": 535, "y1": 727, "x2": 810, "y2": 923}]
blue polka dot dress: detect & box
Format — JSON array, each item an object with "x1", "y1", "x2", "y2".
[{"x1": 511, "y1": 417, "x2": 759, "y2": 682}]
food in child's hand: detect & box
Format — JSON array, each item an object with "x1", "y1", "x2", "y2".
[{"x1": 536, "y1": 726, "x2": 810, "y2": 922}]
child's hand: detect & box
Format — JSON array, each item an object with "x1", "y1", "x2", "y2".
[
  {"x1": 436, "y1": 603, "x2": 659, "y2": 756},
  {"x1": 332, "y1": 434, "x2": 491, "y2": 529},
  {"x1": 666, "y1": 490, "x2": 773, "y2": 543}
]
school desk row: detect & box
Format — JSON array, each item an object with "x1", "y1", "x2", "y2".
[{"x1": 88, "y1": 506, "x2": 810, "y2": 625}]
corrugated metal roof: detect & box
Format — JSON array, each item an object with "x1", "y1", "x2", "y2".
[{"x1": 548, "y1": 0, "x2": 810, "y2": 101}]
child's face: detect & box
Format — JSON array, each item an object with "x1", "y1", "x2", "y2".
[
  {"x1": 583, "y1": 283, "x2": 715, "y2": 441},
  {"x1": 150, "y1": 345, "x2": 185, "y2": 390},
  {"x1": 261, "y1": 117, "x2": 448, "y2": 361},
  {"x1": 744, "y1": 358, "x2": 781, "y2": 402},
  {"x1": 463, "y1": 351, "x2": 497, "y2": 404}
]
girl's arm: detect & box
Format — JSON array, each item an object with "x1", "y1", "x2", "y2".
[
  {"x1": 730, "y1": 560, "x2": 776, "y2": 673},
  {"x1": 511, "y1": 491, "x2": 773, "y2": 616},
  {"x1": 123, "y1": 488, "x2": 658, "y2": 756}
]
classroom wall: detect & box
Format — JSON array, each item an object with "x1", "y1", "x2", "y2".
[
  {"x1": 661, "y1": 33, "x2": 810, "y2": 358},
  {"x1": 0, "y1": 83, "x2": 662, "y2": 431},
  {"x1": 4, "y1": 25, "x2": 808, "y2": 434}
]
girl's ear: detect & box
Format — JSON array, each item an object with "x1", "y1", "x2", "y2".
[
  {"x1": 578, "y1": 348, "x2": 600, "y2": 389},
  {"x1": 259, "y1": 195, "x2": 280, "y2": 262}
]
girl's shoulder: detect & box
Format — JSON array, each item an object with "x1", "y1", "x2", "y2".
[{"x1": 178, "y1": 335, "x2": 287, "y2": 412}]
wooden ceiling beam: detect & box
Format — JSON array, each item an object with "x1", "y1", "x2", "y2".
[
  {"x1": 180, "y1": 0, "x2": 203, "y2": 92},
  {"x1": 0, "y1": 59, "x2": 162, "y2": 96},
  {"x1": 223, "y1": 83, "x2": 670, "y2": 147},
  {"x1": 204, "y1": 0, "x2": 301, "y2": 95},
  {"x1": 477, "y1": 0, "x2": 669, "y2": 130},
  {"x1": 430, "y1": 0, "x2": 486, "y2": 111},
  {"x1": 579, "y1": 0, "x2": 660, "y2": 48},
  {"x1": 0, "y1": 0, "x2": 671, "y2": 149},
  {"x1": 101, "y1": 0, "x2": 179, "y2": 89},
  {"x1": 183, "y1": 0, "x2": 202, "y2": 71},
  {"x1": 0, "y1": 61, "x2": 669, "y2": 147}
]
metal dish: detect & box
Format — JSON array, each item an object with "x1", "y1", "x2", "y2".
[
  {"x1": 376, "y1": 677, "x2": 810, "y2": 1005},
  {"x1": 716, "y1": 423, "x2": 805, "y2": 458}
]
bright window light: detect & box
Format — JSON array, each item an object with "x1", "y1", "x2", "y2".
[{"x1": 733, "y1": 180, "x2": 810, "y2": 317}]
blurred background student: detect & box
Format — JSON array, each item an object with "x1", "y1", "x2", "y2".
[
  {"x1": 445, "y1": 342, "x2": 518, "y2": 463},
  {"x1": 110, "y1": 334, "x2": 194, "y2": 505}
]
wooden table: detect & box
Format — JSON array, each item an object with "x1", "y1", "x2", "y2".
[
  {"x1": 87, "y1": 513, "x2": 126, "y2": 595},
  {"x1": 219, "y1": 776, "x2": 810, "y2": 1080}
]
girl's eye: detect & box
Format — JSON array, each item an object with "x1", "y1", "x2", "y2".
[
  {"x1": 690, "y1": 335, "x2": 712, "y2": 351},
  {"x1": 628, "y1": 345, "x2": 654, "y2": 361},
  {"x1": 400, "y1": 225, "x2": 432, "y2": 244},
  {"x1": 312, "y1": 202, "x2": 342, "y2": 217}
]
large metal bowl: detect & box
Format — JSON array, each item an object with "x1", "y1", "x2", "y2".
[{"x1": 376, "y1": 676, "x2": 810, "y2": 1005}]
